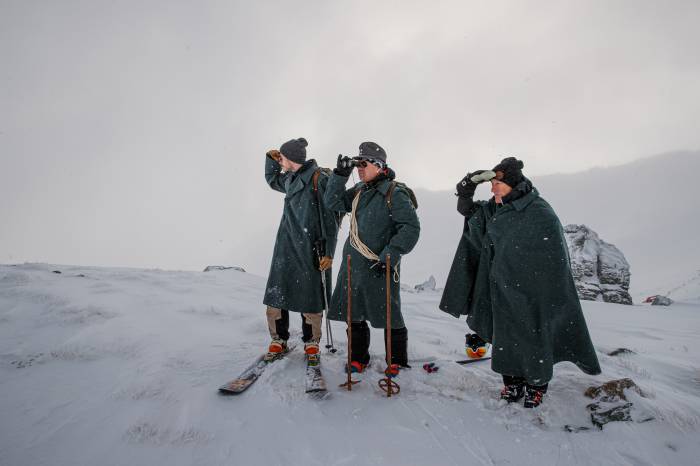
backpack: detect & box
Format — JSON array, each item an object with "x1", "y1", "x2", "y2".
[
  {"x1": 386, "y1": 181, "x2": 418, "y2": 211},
  {"x1": 312, "y1": 168, "x2": 345, "y2": 228}
]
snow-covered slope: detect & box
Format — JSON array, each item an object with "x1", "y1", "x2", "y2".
[{"x1": 1, "y1": 264, "x2": 699, "y2": 466}]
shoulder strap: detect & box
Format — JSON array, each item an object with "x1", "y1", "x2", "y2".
[
  {"x1": 312, "y1": 169, "x2": 321, "y2": 192},
  {"x1": 386, "y1": 181, "x2": 397, "y2": 209},
  {"x1": 386, "y1": 181, "x2": 418, "y2": 210}
]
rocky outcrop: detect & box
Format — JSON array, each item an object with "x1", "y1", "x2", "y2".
[
  {"x1": 564, "y1": 224, "x2": 633, "y2": 305},
  {"x1": 203, "y1": 266, "x2": 246, "y2": 273},
  {"x1": 414, "y1": 275, "x2": 437, "y2": 293}
]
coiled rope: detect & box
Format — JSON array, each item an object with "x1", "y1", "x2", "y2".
[{"x1": 349, "y1": 190, "x2": 400, "y2": 283}]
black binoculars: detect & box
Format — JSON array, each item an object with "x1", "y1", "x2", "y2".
[{"x1": 339, "y1": 157, "x2": 369, "y2": 169}]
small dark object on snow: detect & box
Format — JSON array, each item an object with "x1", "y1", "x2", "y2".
[
  {"x1": 607, "y1": 348, "x2": 636, "y2": 356},
  {"x1": 563, "y1": 425, "x2": 592, "y2": 433},
  {"x1": 643, "y1": 295, "x2": 673, "y2": 306},
  {"x1": 52, "y1": 270, "x2": 61, "y2": 274},
  {"x1": 423, "y1": 362, "x2": 439, "y2": 373}
]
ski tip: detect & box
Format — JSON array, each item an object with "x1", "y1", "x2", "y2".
[{"x1": 455, "y1": 356, "x2": 492, "y2": 365}]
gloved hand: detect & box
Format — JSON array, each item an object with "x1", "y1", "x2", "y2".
[
  {"x1": 370, "y1": 260, "x2": 390, "y2": 278},
  {"x1": 470, "y1": 170, "x2": 496, "y2": 184},
  {"x1": 456, "y1": 169, "x2": 494, "y2": 197},
  {"x1": 318, "y1": 256, "x2": 333, "y2": 271},
  {"x1": 266, "y1": 149, "x2": 282, "y2": 162},
  {"x1": 334, "y1": 154, "x2": 354, "y2": 177}
]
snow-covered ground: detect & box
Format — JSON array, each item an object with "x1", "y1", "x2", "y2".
[{"x1": 1, "y1": 264, "x2": 699, "y2": 466}]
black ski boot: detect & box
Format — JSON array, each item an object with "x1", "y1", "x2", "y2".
[
  {"x1": 523, "y1": 385, "x2": 547, "y2": 408},
  {"x1": 500, "y1": 375, "x2": 525, "y2": 403},
  {"x1": 465, "y1": 333, "x2": 489, "y2": 359},
  {"x1": 385, "y1": 326, "x2": 410, "y2": 368},
  {"x1": 500, "y1": 383, "x2": 525, "y2": 403},
  {"x1": 345, "y1": 321, "x2": 370, "y2": 373}
]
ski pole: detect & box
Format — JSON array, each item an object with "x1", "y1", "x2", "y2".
[
  {"x1": 379, "y1": 254, "x2": 400, "y2": 397},
  {"x1": 319, "y1": 254, "x2": 336, "y2": 353},
  {"x1": 340, "y1": 254, "x2": 358, "y2": 390}
]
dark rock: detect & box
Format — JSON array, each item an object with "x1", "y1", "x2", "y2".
[
  {"x1": 584, "y1": 378, "x2": 643, "y2": 401},
  {"x1": 564, "y1": 224, "x2": 633, "y2": 305},
  {"x1": 563, "y1": 425, "x2": 592, "y2": 433},
  {"x1": 203, "y1": 266, "x2": 246, "y2": 273},
  {"x1": 415, "y1": 276, "x2": 437, "y2": 292},
  {"x1": 589, "y1": 402, "x2": 633, "y2": 429},
  {"x1": 584, "y1": 378, "x2": 654, "y2": 429}
]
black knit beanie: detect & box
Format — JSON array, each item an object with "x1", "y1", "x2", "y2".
[
  {"x1": 358, "y1": 141, "x2": 387, "y2": 164},
  {"x1": 280, "y1": 137, "x2": 308, "y2": 164},
  {"x1": 492, "y1": 157, "x2": 525, "y2": 188}
]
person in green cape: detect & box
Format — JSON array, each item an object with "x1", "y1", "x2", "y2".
[{"x1": 440, "y1": 157, "x2": 601, "y2": 408}]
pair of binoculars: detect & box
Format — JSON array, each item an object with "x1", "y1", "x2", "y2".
[{"x1": 338, "y1": 157, "x2": 369, "y2": 169}]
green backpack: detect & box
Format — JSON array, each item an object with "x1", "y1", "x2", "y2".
[{"x1": 386, "y1": 181, "x2": 418, "y2": 210}]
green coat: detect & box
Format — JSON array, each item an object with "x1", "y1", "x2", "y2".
[
  {"x1": 439, "y1": 184, "x2": 601, "y2": 385},
  {"x1": 263, "y1": 158, "x2": 338, "y2": 314},
  {"x1": 324, "y1": 170, "x2": 420, "y2": 328}
]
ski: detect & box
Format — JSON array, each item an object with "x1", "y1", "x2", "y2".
[
  {"x1": 218, "y1": 346, "x2": 294, "y2": 395},
  {"x1": 305, "y1": 357, "x2": 328, "y2": 397},
  {"x1": 455, "y1": 356, "x2": 492, "y2": 365}
]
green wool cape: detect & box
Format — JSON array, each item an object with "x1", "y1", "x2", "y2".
[{"x1": 439, "y1": 186, "x2": 601, "y2": 384}]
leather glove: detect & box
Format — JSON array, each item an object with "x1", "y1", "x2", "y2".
[
  {"x1": 266, "y1": 149, "x2": 282, "y2": 162},
  {"x1": 318, "y1": 256, "x2": 333, "y2": 271},
  {"x1": 334, "y1": 154, "x2": 354, "y2": 177},
  {"x1": 370, "y1": 260, "x2": 390, "y2": 278}
]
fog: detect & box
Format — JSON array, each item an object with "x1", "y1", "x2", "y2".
[{"x1": 2, "y1": 0, "x2": 699, "y2": 277}]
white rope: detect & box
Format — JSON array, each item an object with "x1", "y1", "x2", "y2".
[
  {"x1": 349, "y1": 189, "x2": 400, "y2": 283},
  {"x1": 349, "y1": 190, "x2": 379, "y2": 261}
]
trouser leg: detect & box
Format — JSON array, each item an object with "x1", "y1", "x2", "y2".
[
  {"x1": 301, "y1": 313, "x2": 322, "y2": 344},
  {"x1": 502, "y1": 375, "x2": 526, "y2": 386},
  {"x1": 348, "y1": 321, "x2": 370, "y2": 365},
  {"x1": 384, "y1": 326, "x2": 408, "y2": 367},
  {"x1": 266, "y1": 306, "x2": 289, "y2": 341}
]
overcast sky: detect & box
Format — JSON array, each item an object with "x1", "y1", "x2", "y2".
[{"x1": 2, "y1": 0, "x2": 699, "y2": 272}]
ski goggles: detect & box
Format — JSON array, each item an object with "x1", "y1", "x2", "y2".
[{"x1": 353, "y1": 156, "x2": 386, "y2": 169}]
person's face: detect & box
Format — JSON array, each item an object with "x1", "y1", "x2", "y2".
[
  {"x1": 279, "y1": 154, "x2": 301, "y2": 172},
  {"x1": 357, "y1": 160, "x2": 382, "y2": 182},
  {"x1": 491, "y1": 179, "x2": 513, "y2": 204}
]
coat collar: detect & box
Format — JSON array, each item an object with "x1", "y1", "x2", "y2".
[
  {"x1": 490, "y1": 187, "x2": 540, "y2": 213},
  {"x1": 359, "y1": 168, "x2": 396, "y2": 195},
  {"x1": 511, "y1": 187, "x2": 539, "y2": 211},
  {"x1": 285, "y1": 159, "x2": 318, "y2": 197}
]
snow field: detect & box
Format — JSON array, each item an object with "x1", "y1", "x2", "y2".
[{"x1": 1, "y1": 264, "x2": 699, "y2": 466}]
